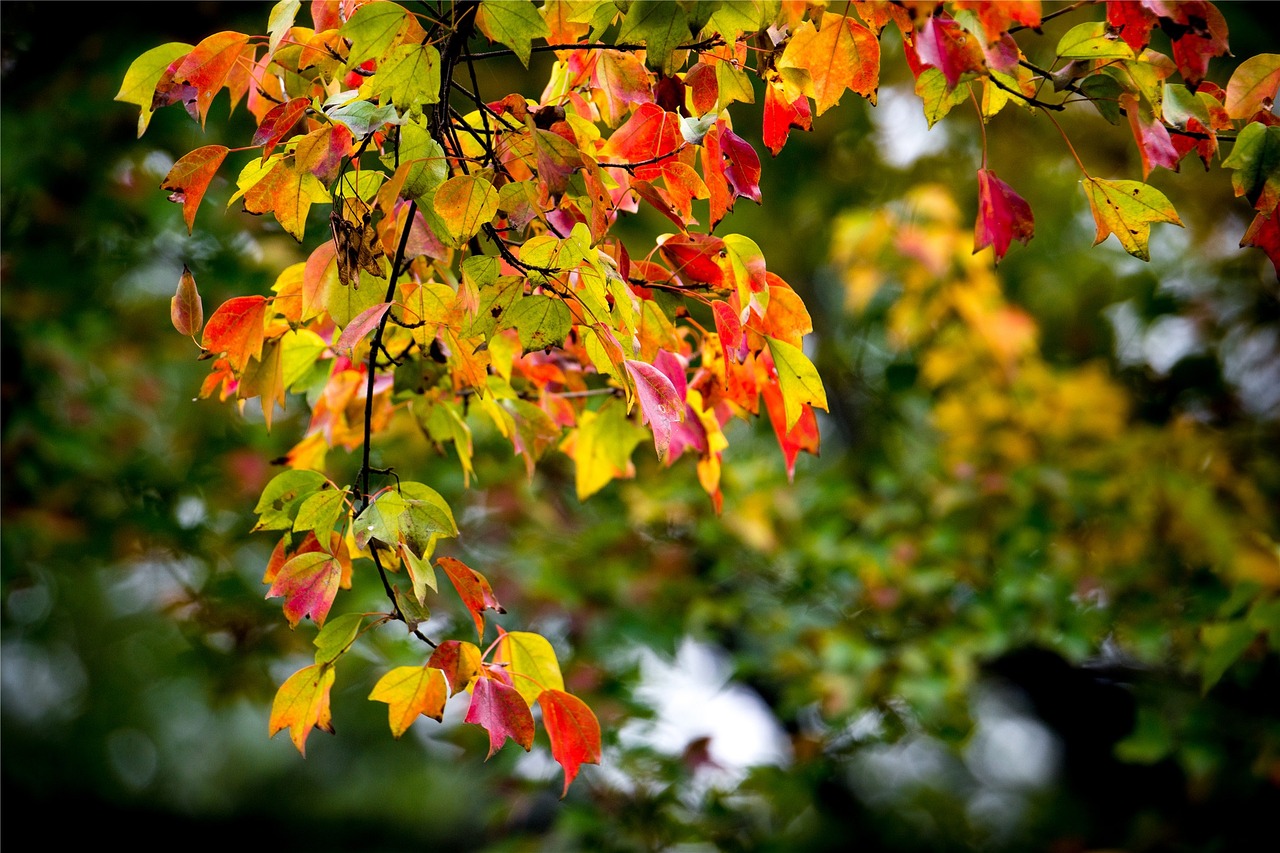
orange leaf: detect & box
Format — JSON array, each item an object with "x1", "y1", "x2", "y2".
[
  {"x1": 253, "y1": 97, "x2": 312, "y2": 161},
  {"x1": 173, "y1": 31, "x2": 251, "y2": 125},
  {"x1": 161, "y1": 145, "x2": 229, "y2": 234},
  {"x1": 428, "y1": 640, "x2": 483, "y2": 695},
  {"x1": 202, "y1": 295, "x2": 267, "y2": 372},
  {"x1": 266, "y1": 548, "x2": 344, "y2": 627},
  {"x1": 171, "y1": 265, "x2": 203, "y2": 336},
  {"x1": 437, "y1": 556, "x2": 504, "y2": 640},
  {"x1": 778, "y1": 14, "x2": 880, "y2": 115},
  {"x1": 538, "y1": 689, "x2": 602, "y2": 797},
  {"x1": 269, "y1": 663, "x2": 335, "y2": 756}
]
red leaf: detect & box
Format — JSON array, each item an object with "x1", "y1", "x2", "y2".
[
  {"x1": 913, "y1": 14, "x2": 986, "y2": 89},
  {"x1": 428, "y1": 640, "x2": 483, "y2": 696},
  {"x1": 161, "y1": 145, "x2": 229, "y2": 234},
  {"x1": 1241, "y1": 207, "x2": 1280, "y2": 281},
  {"x1": 600, "y1": 102, "x2": 683, "y2": 179},
  {"x1": 685, "y1": 63, "x2": 718, "y2": 116},
  {"x1": 974, "y1": 168, "x2": 1035, "y2": 263},
  {"x1": 657, "y1": 232, "x2": 729, "y2": 289},
  {"x1": 201, "y1": 295, "x2": 267, "y2": 372},
  {"x1": 762, "y1": 81, "x2": 811, "y2": 157},
  {"x1": 625, "y1": 358, "x2": 684, "y2": 462},
  {"x1": 253, "y1": 97, "x2": 312, "y2": 160},
  {"x1": 171, "y1": 265, "x2": 203, "y2": 337},
  {"x1": 1168, "y1": 2, "x2": 1230, "y2": 87},
  {"x1": 1106, "y1": 1, "x2": 1158, "y2": 53},
  {"x1": 761, "y1": 379, "x2": 821, "y2": 481},
  {"x1": 538, "y1": 689, "x2": 602, "y2": 796},
  {"x1": 173, "y1": 31, "x2": 251, "y2": 125},
  {"x1": 710, "y1": 300, "x2": 743, "y2": 355},
  {"x1": 437, "y1": 556, "x2": 504, "y2": 640},
  {"x1": 720, "y1": 127, "x2": 762, "y2": 204},
  {"x1": 465, "y1": 674, "x2": 534, "y2": 758},
  {"x1": 700, "y1": 125, "x2": 733, "y2": 229}
]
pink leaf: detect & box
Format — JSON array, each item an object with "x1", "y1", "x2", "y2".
[
  {"x1": 625, "y1": 358, "x2": 684, "y2": 463},
  {"x1": 465, "y1": 675, "x2": 534, "y2": 758},
  {"x1": 334, "y1": 302, "x2": 391, "y2": 357}
]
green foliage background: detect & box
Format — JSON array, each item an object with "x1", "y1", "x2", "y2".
[{"x1": 4, "y1": 2, "x2": 1280, "y2": 850}]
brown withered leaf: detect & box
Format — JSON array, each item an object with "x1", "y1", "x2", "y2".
[{"x1": 330, "y1": 195, "x2": 385, "y2": 289}]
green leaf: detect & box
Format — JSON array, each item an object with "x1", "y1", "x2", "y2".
[
  {"x1": 313, "y1": 612, "x2": 364, "y2": 665},
  {"x1": 356, "y1": 481, "x2": 457, "y2": 558},
  {"x1": 381, "y1": 118, "x2": 448, "y2": 199},
  {"x1": 1081, "y1": 177, "x2": 1183, "y2": 261},
  {"x1": 502, "y1": 294, "x2": 572, "y2": 352},
  {"x1": 115, "y1": 42, "x2": 193, "y2": 137},
  {"x1": 341, "y1": 1, "x2": 409, "y2": 68},
  {"x1": 1056, "y1": 21, "x2": 1134, "y2": 61},
  {"x1": 1222, "y1": 121, "x2": 1280, "y2": 211},
  {"x1": 766, "y1": 336, "x2": 829, "y2": 431},
  {"x1": 368, "y1": 43, "x2": 441, "y2": 114},
  {"x1": 326, "y1": 98, "x2": 405, "y2": 138},
  {"x1": 254, "y1": 470, "x2": 328, "y2": 531},
  {"x1": 618, "y1": 0, "x2": 689, "y2": 75},
  {"x1": 477, "y1": 0, "x2": 550, "y2": 67},
  {"x1": 1080, "y1": 74, "x2": 1124, "y2": 124},
  {"x1": 1201, "y1": 621, "x2": 1258, "y2": 692},
  {"x1": 916, "y1": 68, "x2": 968, "y2": 128},
  {"x1": 293, "y1": 488, "x2": 349, "y2": 537}
]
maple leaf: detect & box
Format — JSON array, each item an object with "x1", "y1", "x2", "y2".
[
  {"x1": 617, "y1": 0, "x2": 689, "y2": 75},
  {"x1": 465, "y1": 673, "x2": 535, "y2": 758},
  {"x1": 1082, "y1": 177, "x2": 1184, "y2": 261},
  {"x1": 269, "y1": 663, "x2": 336, "y2": 756},
  {"x1": 172, "y1": 31, "x2": 252, "y2": 126},
  {"x1": 762, "y1": 80, "x2": 812, "y2": 157},
  {"x1": 625, "y1": 358, "x2": 684, "y2": 463},
  {"x1": 563, "y1": 397, "x2": 647, "y2": 500},
  {"x1": 202, "y1": 295, "x2": 267, "y2": 372},
  {"x1": 777, "y1": 13, "x2": 880, "y2": 116},
  {"x1": 171, "y1": 265, "x2": 203, "y2": 337},
  {"x1": 428, "y1": 640, "x2": 483, "y2": 696},
  {"x1": 974, "y1": 168, "x2": 1035, "y2": 263},
  {"x1": 267, "y1": 548, "x2": 345, "y2": 628},
  {"x1": 432, "y1": 175, "x2": 499, "y2": 247},
  {"x1": 161, "y1": 145, "x2": 229, "y2": 235},
  {"x1": 437, "y1": 556, "x2": 505, "y2": 640},
  {"x1": 252, "y1": 97, "x2": 311, "y2": 161},
  {"x1": 765, "y1": 336, "x2": 829, "y2": 432},
  {"x1": 341, "y1": 1, "x2": 409, "y2": 68},
  {"x1": 538, "y1": 689, "x2": 602, "y2": 797},
  {"x1": 720, "y1": 128, "x2": 763, "y2": 205},
  {"x1": 1122, "y1": 93, "x2": 1182, "y2": 179},
  {"x1": 1241, "y1": 207, "x2": 1280, "y2": 280},
  {"x1": 369, "y1": 665, "x2": 449, "y2": 737},
  {"x1": 115, "y1": 42, "x2": 192, "y2": 137},
  {"x1": 229, "y1": 155, "x2": 330, "y2": 242},
  {"x1": 476, "y1": 0, "x2": 549, "y2": 67},
  {"x1": 913, "y1": 13, "x2": 986, "y2": 90},
  {"x1": 493, "y1": 629, "x2": 565, "y2": 707},
  {"x1": 1225, "y1": 54, "x2": 1280, "y2": 121},
  {"x1": 1107, "y1": 1, "x2": 1158, "y2": 53},
  {"x1": 600, "y1": 102, "x2": 683, "y2": 179}
]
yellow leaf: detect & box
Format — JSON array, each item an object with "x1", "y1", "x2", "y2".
[
  {"x1": 269, "y1": 663, "x2": 335, "y2": 756},
  {"x1": 369, "y1": 665, "x2": 448, "y2": 737},
  {"x1": 1082, "y1": 177, "x2": 1183, "y2": 261},
  {"x1": 493, "y1": 630, "x2": 564, "y2": 706}
]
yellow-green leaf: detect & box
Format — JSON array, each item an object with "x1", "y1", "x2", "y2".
[
  {"x1": 494, "y1": 630, "x2": 564, "y2": 706},
  {"x1": 766, "y1": 336, "x2": 829, "y2": 431},
  {"x1": 269, "y1": 663, "x2": 335, "y2": 756},
  {"x1": 432, "y1": 175, "x2": 499, "y2": 247},
  {"x1": 115, "y1": 42, "x2": 192, "y2": 137},
  {"x1": 1082, "y1": 177, "x2": 1183, "y2": 261},
  {"x1": 477, "y1": 0, "x2": 550, "y2": 67}
]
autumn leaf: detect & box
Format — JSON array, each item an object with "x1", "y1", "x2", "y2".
[
  {"x1": 229, "y1": 155, "x2": 330, "y2": 242},
  {"x1": 502, "y1": 295, "x2": 572, "y2": 353},
  {"x1": 476, "y1": 0, "x2": 549, "y2": 68},
  {"x1": 600, "y1": 102, "x2": 683, "y2": 179},
  {"x1": 1225, "y1": 53, "x2": 1280, "y2": 120},
  {"x1": 171, "y1": 265, "x2": 203, "y2": 337},
  {"x1": 762, "y1": 80, "x2": 812, "y2": 157},
  {"x1": 625, "y1": 358, "x2": 684, "y2": 463},
  {"x1": 429, "y1": 640, "x2": 483, "y2": 695},
  {"x1": 334, "y1": 302, "x2": 391, "y2": 358},
  {"x1": 1122, "y1": 93, "x2": 1182, "y2": 179},
  {"x1": 369, "y1": 665, "x2": 449, "y2": 737},
  {"x1": 115, "y1": 42, "x2": 192, "y2": 137},
  {"x1": 913, "y1": 13, "x2": 986, "y2": 90},
  {"x1": 269, "y1": 663, "x2": 335, "y2": 756},
  {"x1": 493, "y1": 629, "x2": 565, "y2": 707},
  {"x1": 777, "y1": 13, "x2": 880, "y2": 116},
  {"x1": 765, "y1": 336, "x2": 829, "y2": 432},
  {"x1": 466, "y1": 674, "x2": 535, "y2": 758},
  {"x1": 341, "y1": 0, "x2": 409, "y2": 68},
  {"x1": 617, "y1": 0, "x2": 689, "y2": 75},
  {"x1": 252, "y1": 97, "x2": 311, "y2": 160},
  {"x1": 172, "y1": 31, "x2": 252, "y2": 126},
  {"x1": 564, "y1": 397, "x2": 647, "y2": 500},
  {"x1": 1241, "y1": 208, "x2": 1280, "y2": 280},
  {"x1": 267, "y1": 548, "x2": 346, "y2": 628},
  {"x1": 974, "y1": 168, "x2": 1034, "y2": 263},
  {"x1": 1222, "y1": 122, "x2": 1280, "y2": 211},
  {"x1": 438, "y1": 556, "x2": 504, "y2": 640},
  {"x1": 432, "y1": 174, "x2": 499, "y2": 247},
  {"x1": 539, "y1": 689, "x2": 602, "y2": 796},
  {"x1": 202, "y1": 295, "x2": 267, "y2": 372},
  {"x1": 1082, "y1": 177, "x2": 1184, "y2": 261},
  {"x1": 161, "y1": 145, "x2": 229, "y2": 234}
]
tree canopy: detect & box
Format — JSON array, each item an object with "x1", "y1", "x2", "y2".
[{"x1": 3, "y1": 1, "x2": 1279, "y2": 850}]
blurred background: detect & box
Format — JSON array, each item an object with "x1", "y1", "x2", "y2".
[{"x1": 4, "y1": 2, "x2": 1280, "y2": 850}]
